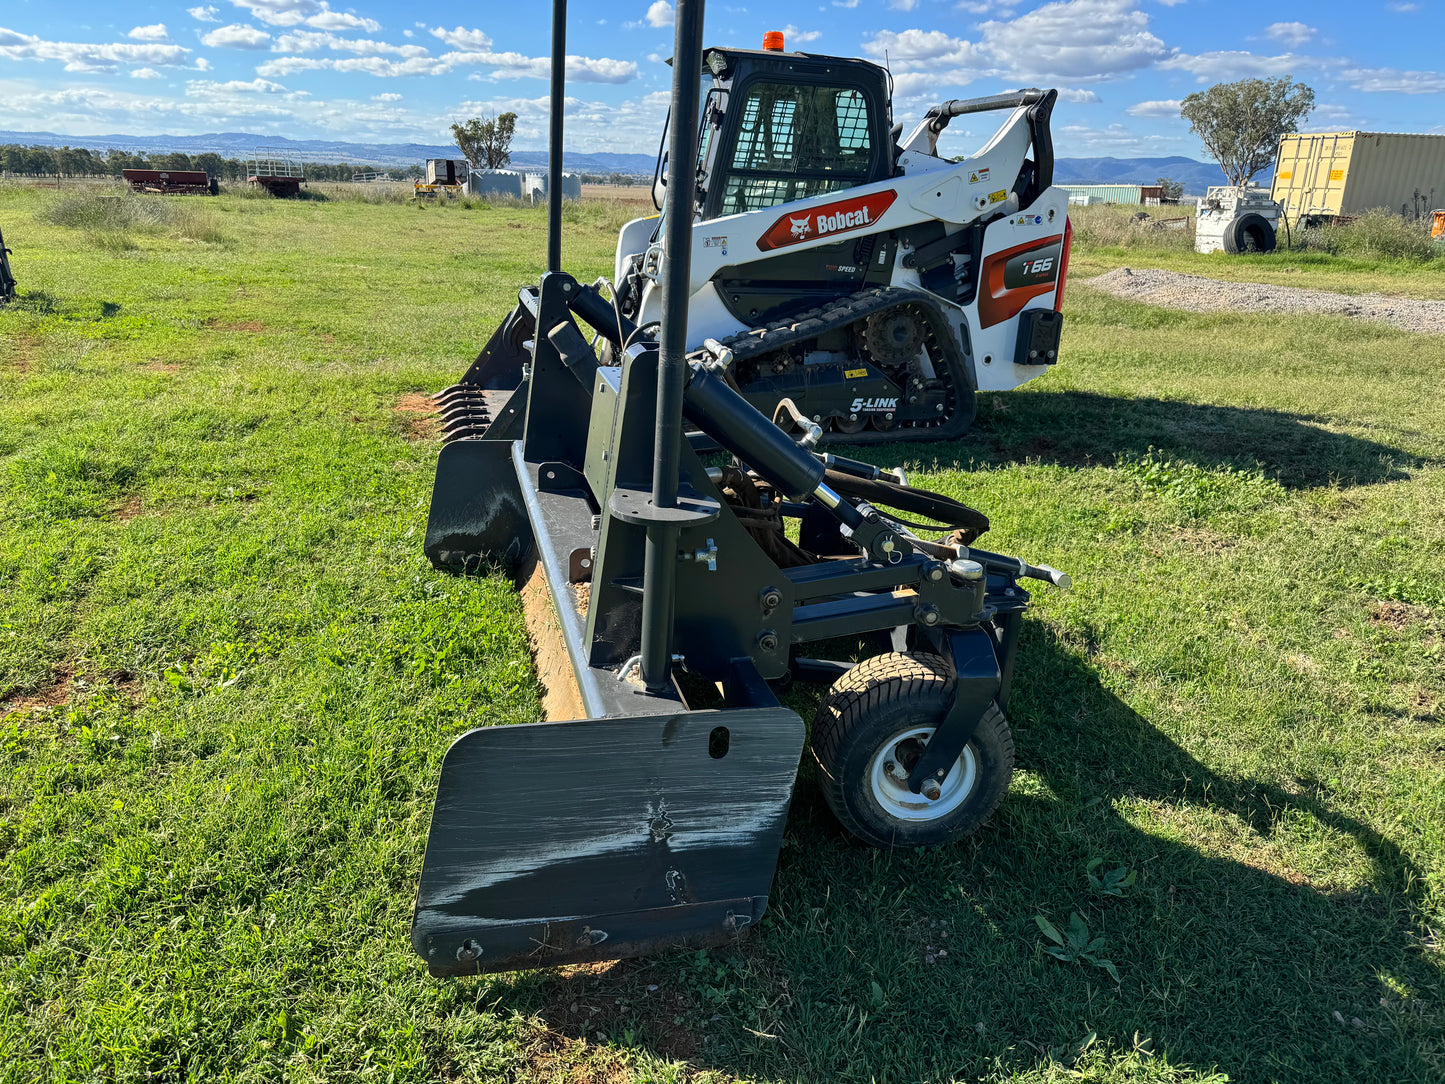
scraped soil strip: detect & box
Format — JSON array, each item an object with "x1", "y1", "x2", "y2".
[
  {"x1": 520, "y1": 559, "x2": 588, "y2": 722},
  {"x1": 1089, "y1": 268, "x2": 1445, "y2": 334}
]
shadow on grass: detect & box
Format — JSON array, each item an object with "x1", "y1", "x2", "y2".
[
  {"x1": 898, "y1": 390, "x2": 1429, "y2": 488},
  {"x1": 485, "y1": 625, "x2": 1441, "y2": 1083}
]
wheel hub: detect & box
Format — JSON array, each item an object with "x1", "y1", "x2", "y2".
[
  {"x1": 868, "y1": 725, "x2": 977, "y2": 821},
  {"x1": 863, "y1": 308, "x2": 925, "y2": 363}
]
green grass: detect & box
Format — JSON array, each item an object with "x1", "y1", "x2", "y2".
[
  {"x1": 2, "y1": 184, "x2": 1443, "y2": 1084},
  {"x1": 1067, "y1": 203, "x2": 1445, "y2": 299}
]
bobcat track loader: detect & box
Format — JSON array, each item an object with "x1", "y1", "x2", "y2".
[
  {"x1": 411, "y1": 0, "x2": 1068, "y2": 978},
  {"x1": 436, "y1": 30, "x2": 1070, "y2": 449}
]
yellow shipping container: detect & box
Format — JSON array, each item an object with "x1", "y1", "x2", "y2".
[{"x1": 1272, "y1": 131, "x2": 1445, "y2": 223}]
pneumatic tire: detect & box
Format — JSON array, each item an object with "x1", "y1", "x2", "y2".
[
  {"x1": 811, "y1": 652, "x2": 1014, "y2": 849},
  {"x1": 1223, "y1": 212, "x2": 1277, "y2": 254}
]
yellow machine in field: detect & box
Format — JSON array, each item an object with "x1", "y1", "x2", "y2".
[{"x1": 413, "y1": 158, "x2": 468, "y2": 200}]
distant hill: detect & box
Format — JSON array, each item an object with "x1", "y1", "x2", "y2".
[
  {"x1": 1, "y1": 129, "x2": 1253, "y2": 192},
  {"x1": 0, "y1": 129, "x2": 655, "y2": 173},
  {"x1": 1055, "y1": 156, "x2": 1261, "y2": 196}
]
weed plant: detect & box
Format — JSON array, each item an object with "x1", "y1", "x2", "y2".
[
  {"x1": 1288, "y1": 208, "x2": 1443, "y2": 263},
  {"x1": 1068, "y1": 203, "x2": 1196, "y2": 253},
  {"x1": 38, "y1": 187, "x2": 227, "y2": 248}
]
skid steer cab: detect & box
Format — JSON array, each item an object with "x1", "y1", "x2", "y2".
[
  {"x1": 411, "y1": 3, "x2": 1069, "y2": 979},
  {"x1": 436, "y1": 32, "x2": 1071, "y2": 449}
]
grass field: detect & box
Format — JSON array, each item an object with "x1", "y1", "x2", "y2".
[{"x1": 1, "y1": 184, "x2": 1443, "y2": 1084}]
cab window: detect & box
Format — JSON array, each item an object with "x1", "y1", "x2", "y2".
[{"x1": 717, "y1": 82, "x2": 874, "y2": 217}]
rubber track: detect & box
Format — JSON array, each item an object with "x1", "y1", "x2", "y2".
[{"x1": 705, "y1": 287, "x2": 978, "y2": 445}]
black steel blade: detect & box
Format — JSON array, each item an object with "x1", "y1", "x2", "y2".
[{"x1": 411, "y1": 708, "x2": 804, "y2": 975}]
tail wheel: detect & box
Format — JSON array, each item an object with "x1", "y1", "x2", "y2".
[{"x1": 811, "y1": 652, "x2": 1014, "y2": 848}]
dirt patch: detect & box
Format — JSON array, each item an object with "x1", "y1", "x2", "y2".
[
  {"x1": 4, "y1": 334, "x2": 38, "y2": 375},
  {"x1": 535, "y1": 958, "x2": 706, "y2": 1066},
  {"x1": 394, "y1": 392, "x2": 440, "y2": 441},
  {"x1": 1, "y1": 670, "x2": 74, "y2": 718},
  {"x1": 206, "y1": 319, "x2": 268, "y2": 333},
  {"x1": 1171, "y1": 525, "x2": 1235, "y2": 554},
  {"x1": 145, "y1": 359, "x2": 181, "y2": 374},
  {"x1": 523, "y1": 1028, "x2": 636, "y2": 1084},
  {"x1": 1089, "y1": 268, "x2": 1445, "y2": 334},
  {"x1": 1409, "y1": 687, "x2": 1437, "y2": 718},
  {"x1": 1370, "y1": 600, "x2": 1433, "y2": 631},
  {"x1": 520, "y1": 559, "x2": 588, "y2": 722},
  {"x1": 111, "y1": 495, "x2": 145, "y2": 521}
]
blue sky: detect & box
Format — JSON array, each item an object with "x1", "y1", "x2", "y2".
[{"x1": 1, "y1": 0, "x2": 1438, "y2": 157}]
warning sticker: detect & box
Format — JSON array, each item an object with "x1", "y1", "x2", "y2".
[
  {"x1": 1329, "y1": 169, "x2": 1345, "y2": 181},
  {"x1": 844, "y1": 367, "x2": 868, "y2": 378},
  {"x1": 968, "y1": 167, "x2": 991, "y2": 184},
  {"x1": 988, "y1": 189, "x2": 1008, "y2": 203},
  {"x1": 1277, "y1": 171, "x2": 1292, "y2": 180}
]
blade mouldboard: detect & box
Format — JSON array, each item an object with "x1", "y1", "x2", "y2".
[{"x1": 412, "y1": 707, "x2": 805, "y2": 975}]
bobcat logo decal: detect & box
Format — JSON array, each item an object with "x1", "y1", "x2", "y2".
[{"x1": 758, "y1": 190, "x2": 899, "y2": 251}]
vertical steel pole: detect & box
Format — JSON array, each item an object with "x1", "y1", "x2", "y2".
[
  {"x1": 639, "y1": 0, "x2": 705, "y2": 690},
  {"x1": 546, "y1": 0, "x2": 566, "y2": 273}
]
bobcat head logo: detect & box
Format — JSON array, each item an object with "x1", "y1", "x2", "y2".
[{"x1": 789, "y1": 216, "x2": 812, "y2": 239}]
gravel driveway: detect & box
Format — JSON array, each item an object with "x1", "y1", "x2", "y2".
[{"x1": 1088, "y1": 267, "x2": 1445, "y2": 334}]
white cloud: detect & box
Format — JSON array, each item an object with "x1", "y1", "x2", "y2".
[
  {"x1": 1056, "y1": 121, "x2": 1174, "y2": 154},
  {"x1": 890, "y1": 0, "x2": 920, "y2": 10},
  {"x1": 646, "y1": 2, "x2": 675, "y2": 27},
  {"x1": 457, "y1": 89, "x2": 671, "y2": 153},
  {"x1": 228, "y1": 0, "x2": 382, "y2": 31},
  {"x1": 201, "y1": 24, "x2": 273, "y2": 49},
  {"x1": 307, "y1": 11, "x2": 382, "y2": 31},
  {"x1": 1309, "y1": 102, "x2": 1353, "y2": 121},
  {"x1": 782, "y1": 25, "x2": 822, "y2": 44},
  {"x1": 956, "y1": 0, "x2": 1022, "y2": 12},
  {"x1": 272, "y1": 30, "x2": 430, "y2": 57},
  {"x1": 833, "y1": 0, "x2": 859, "y2": 6},
  {"x1": 228, "y1": 0, "x2": 321, "y2": 25},
  {"x1": 373, "y1": 91, "x2": 402, "y2": 100},
  {"x1": 1341, "y1": 66, "x2": 1445, "y2": 93},
  {"x1": 131, "y1": 67, "x2": 163, "y2": 78},
  {"x1": 424, "y1": 27, "x2": 637, "y2": 83},
  {"x1": 129, "y1": 24, "x2": 170, "y2": 42},
  {"x1": 1159, "y1": 49, "x2": 1301, "y2": 81},
  {"x1": 1264, "y1": 21, "x2": 1315, "y2": 46},
  {"x1": 867, "y1": 0, "x2": 1170, "y2": 86},
  {"x1": 195, "y1": 56, "x2": 213, "y2": 70},
  {"x1": 0, "y1": 27, "x2": 192, "y2": 71},
  {"x1": 256, "y1": 54, "x2": 446, "y2": 76},
  {"x1": 430, "y1": 26, "x2": 493, "y2": 50},
  {"x1": 861, "y1": 29, "x2": 985, "y2": 70},
  {"x1": 1058, "y1": 88, "x2": 1100, "y2": 102},
  {"x1": 1154, "y1": 0, "x2": 1186, "y2": 5},
  {"x1": 1126, "y1": 98, "x2": 1182, "y2": 116},
  {"x1": 189, "y1": 76, "x2": 292, "y2": 95},
  {"x1": 188, "y1": 6, "x2": 222, "y2": 21},
  {"x1": 979, "y1": 0, "x2": 1169, "y2": 80},
  {"x1": 1387, "y1": 2, "x2": 1419, "y2": 10}
]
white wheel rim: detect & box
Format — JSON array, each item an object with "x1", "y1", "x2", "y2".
[{"x1": 867, "y1": 725, "x2": 977, "y2": 822}]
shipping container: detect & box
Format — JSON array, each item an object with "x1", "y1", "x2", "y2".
[{"x1": 1272, "y1": 131, "x2": 1445, "y2": 223}]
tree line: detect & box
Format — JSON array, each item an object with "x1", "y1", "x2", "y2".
[{"x1": 0, "y1": 144, "x2": 422, "y2": 182}]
